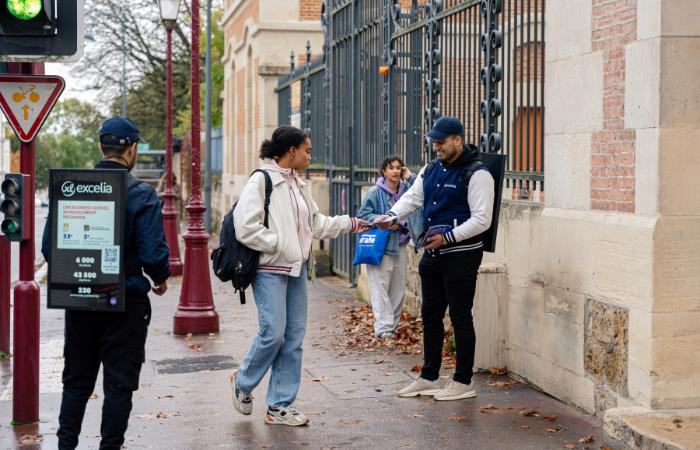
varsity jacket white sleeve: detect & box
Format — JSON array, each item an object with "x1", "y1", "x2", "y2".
[
  {"x1": 388, "y1": 165, "x2": 427, "y2": 219},
  {"x1": 443, "y1": 170, "x2": 495, "y2": 244}
]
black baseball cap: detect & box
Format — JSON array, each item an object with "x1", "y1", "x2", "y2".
[
  {"x1": 99, "y1": 117, "x2": 142, "y2": 145},
  {"x1": 426, "y1": 116, "x2": 464, "y2": 141}
]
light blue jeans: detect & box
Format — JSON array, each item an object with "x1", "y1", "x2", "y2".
[{"x1": 236, "y1": 266, "x2": 308, "y2": 407}]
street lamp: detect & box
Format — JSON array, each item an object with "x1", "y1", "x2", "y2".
[
  {"x1": 173, "y1": 0, "x2": 219, "y2": 334},
  {"x1": 158, "y1": 0, "x2": 183, "y2": 277}
]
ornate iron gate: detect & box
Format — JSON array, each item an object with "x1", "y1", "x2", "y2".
[{"x1": 276, "y1": 0, "x2": 545, "y2": 281}]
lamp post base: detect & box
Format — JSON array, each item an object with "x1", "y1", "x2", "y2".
[{"x1": 173, "y1": 203, "x2": 219, "y2": 335}]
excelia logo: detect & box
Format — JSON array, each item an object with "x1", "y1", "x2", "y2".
[
  {"x1": 61, "y1": 181, "x2": 76, "y2": 197},
  {"x1": 61, "y1": 181, "x2": 113, "y2": 197}
]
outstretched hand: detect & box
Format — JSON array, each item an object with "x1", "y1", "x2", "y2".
[
  {"x1": 353, "y1": 218, "x2": 372, "y2": 234},
  {"x1": 373, "y1": 215, "x2": 394, "y2": 230}
]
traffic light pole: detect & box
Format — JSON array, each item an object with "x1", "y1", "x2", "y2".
[
  {"x1": 12, "y1": 61, "x2": 41, "y2": 424},
  {"x1": 0, "y1": 235, "x2": 9, "y2": 354}
]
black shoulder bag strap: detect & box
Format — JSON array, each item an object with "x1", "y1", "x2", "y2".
[{"x1": 250, "y1": 169, "x2": 273, "y2": 227}]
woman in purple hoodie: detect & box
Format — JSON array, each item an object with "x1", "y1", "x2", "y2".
[{"x1": 357, "y1": 156, "x2": 423, "y2": 338}]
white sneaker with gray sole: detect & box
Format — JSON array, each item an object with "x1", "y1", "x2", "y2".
[
  {"x1": 229, "y1": 369, "x2": 253, "y2": 415},
  {"x1": 264, "y1": 405, "x2": 309, "y2": 426},
  {"x1": 397, "y1": 377, "x2": 441, "y2": 398},
  {"x1": 433, "y1": 380, "x2": 477, "y2": 401}
]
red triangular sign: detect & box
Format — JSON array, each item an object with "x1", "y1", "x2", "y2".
[{"x1": 0, "y1": 75, "x2": 65, "y2": 143}]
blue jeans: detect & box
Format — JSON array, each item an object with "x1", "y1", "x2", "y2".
[{"x1": 236, "y1": 266, "x2": 308, "y2": 407}]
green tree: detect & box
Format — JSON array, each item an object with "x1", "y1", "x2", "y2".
[{"x1": 33, "y1": 99, "x2": 105, "y2": 190}]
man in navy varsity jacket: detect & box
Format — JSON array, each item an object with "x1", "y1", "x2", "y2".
[{"x1": 375, "y1": 116, "x2": 495, "y2": 401}]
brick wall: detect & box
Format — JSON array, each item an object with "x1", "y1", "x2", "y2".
[
  {"x1": 300, "y1": 0, "x2": 323, "y2": 21},
  {"x1": 225, "y1": 0, "x2": 260, "y2": 47},
  {"x1": 590, "y1": 0, "x2": 637, "y2": 213}
]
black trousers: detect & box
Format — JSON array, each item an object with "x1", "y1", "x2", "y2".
[
  {"x1": 57, "y1": 301, "x2": 151, "y2": 450},
  {"x1": 419, "y1": 250, "x2": 483, "y2": 385}
]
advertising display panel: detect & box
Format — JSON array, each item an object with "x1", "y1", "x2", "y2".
[{"x1": 47, "y1": 169, "x2": 127, "y2": 312}]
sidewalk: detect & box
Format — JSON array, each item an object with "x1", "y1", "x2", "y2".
[{"x1": 0, "y1": 274, "x2": 603, "y2": 449}]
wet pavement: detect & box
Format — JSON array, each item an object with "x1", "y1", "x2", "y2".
[{"x1": 0, "y1": 273, "x2": 603, "y2": 449}]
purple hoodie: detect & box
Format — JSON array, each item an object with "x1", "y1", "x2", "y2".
[{"x1": 377, "y1": 177, "x2": 410, "y2": 246}]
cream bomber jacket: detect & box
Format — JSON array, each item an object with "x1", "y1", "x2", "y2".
[{"x1": 233, "y1": 168, "x2": 359, "y2": 277}]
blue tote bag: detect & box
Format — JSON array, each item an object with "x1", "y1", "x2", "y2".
[{"x1": 352, "y1": 226, "x2": 391, "y2": 266}]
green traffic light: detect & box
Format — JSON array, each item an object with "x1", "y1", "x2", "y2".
[
  {"x1": 1, "y1": 219, "x2": 19, "y2": 234},
  {"x1": 6, "y1": 0, "x2": 42, "y2": 20}
]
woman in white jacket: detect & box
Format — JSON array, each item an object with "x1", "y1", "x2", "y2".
[{"x1": 230, "y1": 125, "x2": 369, "y2": 426}]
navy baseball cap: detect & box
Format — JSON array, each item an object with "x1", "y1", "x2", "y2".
[
  {"x1": 99, "y1": 117, "x2": 142, "y2": 145},
  {"x1": 426, "y1": 116, "x2": 464, "y2": 141}
]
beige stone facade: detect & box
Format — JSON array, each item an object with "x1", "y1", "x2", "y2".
[
  {"x1": 473, "y1": 0, "x2": 700, "y2": 416},
  {"x1": 220, "y1": 0, "x2": 324, "y2": 211}
]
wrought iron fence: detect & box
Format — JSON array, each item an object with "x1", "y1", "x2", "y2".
[{"x1": 276, "y1": 0, "x2": 545, "y2": 281}]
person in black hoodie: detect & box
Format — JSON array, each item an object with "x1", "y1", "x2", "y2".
[
  {"x1": 374, "y1": 116, "x2": 495, "y2": 401},
  {"x1": 42, "y1": 117, "x2": 170, "y2": 449}
]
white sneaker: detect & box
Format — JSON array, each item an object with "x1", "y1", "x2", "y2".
[
  {"x1": 397, "y1": 377, "x2": 441, "y2": 398},
  {"x1": 434, "y1": 380, "x2": 476, "y2": 401},
  {"x1": 229, "y1": 369, "x2": 253, "y2": 415},
  {"x1": 264, "y1": 405, "x2": 309, "y2": 426}
]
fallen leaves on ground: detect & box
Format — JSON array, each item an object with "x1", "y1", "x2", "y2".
[
  {"x1": 480, "y1": 404, "x2": 514, "y2": 414},
  {"x1": 545, "y1": 425, "x2": 562, "y2": 433},
  {"x1": 18, "y1": 434, "x2": 42, "y2": 444},
  {"x1": 520, "y1": 425, "x2": 530, "y2": 429},
  {"x1": 486, "y1": 379, "x2": 519, "y2": 388},
  {"x1": 310, "y1": 376, "x2": 331, "y2": 382},
  {"x1": 489, "y1": 367, "x2": 507, "y2": 375},
  {"x1": 600, "y1": 446, "x2": 613, "y2": 450},
  {"x1": 410, "y1": 364, "x2": 421, "y2": 373},
  {"x1": 339, "y1": 419, "x2": 364, "y2": 425},
  {"x1": 578, "y1": 435, "x2": 594, "y2": 443},
  {"x1": 156, "y1": 394, "x2": 174, "y2": 400},
  {"x1": 133, "y1": 411, "x2": 181, "y2": 420},
  {"x1": 564, "y1": 444, "x2": 576, "y2": 449},
  {"x1": 448, "y1": 416, "x2": 469, "y2": 423},
  {"x1": 258, "y1": 444, "x2": 273, "y2": 449},
  {"x1": 188, "y1": 343, "x2": 201, "y2": 351},
  {"x1": 542, "y1": 415, "x2": 558, "y2": 422},
  {"x1": 519, "y1": 408, "x2": 541, "y2": 417},
  {"x1": 89, "y1": 392, "x2": 99, "y2": 400},
  {"x1": 323, "y1": 305, "x2": 456, "y2": 366}
]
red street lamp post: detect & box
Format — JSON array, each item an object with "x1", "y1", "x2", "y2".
[
  {"x1": 159, "y1": 0, "x2": 183, "y2": 277},
  {"x1": 173, "y1": 0, "x2": 219, "y2": 334}
]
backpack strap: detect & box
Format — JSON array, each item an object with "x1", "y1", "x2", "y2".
[
  {"x1": 250, "y1": 169, "x2": 273, "y2": 228},
  {"x1": 459, "y1": 159, "x2": 486, "y2": 185}
]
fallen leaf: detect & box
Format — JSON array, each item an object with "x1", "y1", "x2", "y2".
[
  {"x1": 399, "y1": 445, "x2": 411, "y2": 448},
  {"x1": 411, "y1": 364, "x2": 421, "y2": 373},
  {"x1": 339, "y1": 419, "x2": 363, "y2": 425},
  {"x1": 311, "y1": 376, "x2": 331, "y2": 382},
  {"x1": 545, "y1": 428, "x2": 560, "y2": 433},
  {"x1": 18, "y1": 434, "x2": 43, "y2": 444},
  {"x1": 520, "y1": 425, "x2": 530, "y2": 429},
  {"x1": 480, "y1": 404, "x2": 514, "y2": 414},
  {"x1": 578, "y1": 435, "x2": 594, "y2": 443},
  {"x1": 486, "y1": 380, "x2": 519, "y2": 388},
  {"x1": 564, "y1": 444, "x2": 576, "y2": 449},
  {"x1": 519, "y1": 408, "x2": 541, "y2": 417},
  {"x1": 89, "y1": 392, "x2": 99, "y2": 400},
  {"x1": 408, "y1": 413, "x2": 424, "y2": 418},
  {"x1": 449, "y1": 416, "x2": 469, "y2": 423},
  {"x1": 489, "y1": 367, "x2": 507, "y2": 375},
  {"x1": 156, "y1": 395, "x2": 174, "y2": 400},
  {"x1": 543, "y1": 415, "x2": 558, "y2": 422},
  {"x1": 600, "y1": 446, "x2": 613, "y2": 450},
  {"x1": 188, "y1": 343, "x2": 201, "y2": 351},
  {"x1": 184, "y1": 333, "x2": 193, "y2": 340},
  {"x1": 259, "y1": 444, "x2": 273, "y2": 449}
]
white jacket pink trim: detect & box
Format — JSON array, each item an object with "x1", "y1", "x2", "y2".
[{"x1": 233, "y1": 160, "x2": 360, "y2": 277}]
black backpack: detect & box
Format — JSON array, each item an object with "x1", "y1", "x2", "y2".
[{"x1": 211, "y1": 169, "x2": 272, "y2": 304}]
